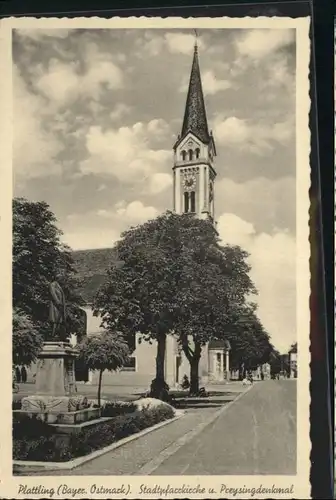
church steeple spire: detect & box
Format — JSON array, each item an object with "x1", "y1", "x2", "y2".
[
  {"x1": 172, "y1": 34, "x2": 217, "y2": 223},
  {"x1": 180, "y1": 37, "x2": 210, "y2": 144}
]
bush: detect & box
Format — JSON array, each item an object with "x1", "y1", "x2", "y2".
[
  {"x1": 13, "y1": 414, "x2": 54, "y2": 440},
  {"x1": 68, "y1": 422, "x2": 115, "y2": 458},
  {"x1": 101, "y1": 401, "x2": 136, "y2": 417},
  {"x1": 13, "y1": 404, "x2": 175, "y2": 462},
  {"x1": 12, "y1": 399, "x2": 22, "y2": 410},
  {"x1": 12, "y1": 415, "x2": 61, "y2": 461}
]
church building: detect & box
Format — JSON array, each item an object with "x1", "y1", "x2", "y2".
[{"x1": 26, "y1": 41, "x2": 231, "y2": 388}]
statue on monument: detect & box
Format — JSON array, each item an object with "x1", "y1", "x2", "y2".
[{"x1": 48, "y1": 280, "x2": 68, "y2": 341}]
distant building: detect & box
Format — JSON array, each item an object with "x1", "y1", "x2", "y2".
[{"x1": 288, "y1": 349, "x2": 297, "y2": 379}]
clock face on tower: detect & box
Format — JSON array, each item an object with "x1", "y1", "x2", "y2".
[{"x1": 183, "y1": 174, "x2": 196, "y2": 191}]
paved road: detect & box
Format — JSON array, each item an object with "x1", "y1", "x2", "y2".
[{"x1": 149, "y1": 380, "x2": 297, "y2": 475}]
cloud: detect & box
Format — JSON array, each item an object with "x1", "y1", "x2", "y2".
[
  {"x1": 63, "y1": 199, "x2": 160, "y2": 250},
  {"x1": 35, "y1": 59, "x2": 80, "y2": 104},
  {"x1": 97, "y1": 200, "x2": 159, "y2": 223},
  {"x1": 201, "y1": 70, "x2": 232, "y2": 95},
  {"x1": 136, "y1": 31, "x2": 205, "y2": 57},
  {"x1": 261, "y1": 53, "x2": 295, "y2": 94},
  {"x1": 13, "y1": 66, "x2": 62, "y2": 180},
  {"x1": 146, "y1": 172, "x2": 173, "y2": 194},
  {"x1": 231, "y1": 29, "x2": 295, "y2": 98},
  {"x1": 79, "y1": 120, "x2": 171, "y2": 183},
  {"x1": 217, "y1": 213, "x2": 296, "y2": 353},
  {"x1": 110, "y1": 103, "x2": 132, "y2": 121},
  {"x1": 136, "y1": 32, "x2": 165, "y2": 56},
  {"x1": 165, "y1": 33, "x2": 205, "y2": 55},
  {"x1": 83, "y1": 59, "x2": 123, "y2": 97},
  {"x1": 15, "y1": 29, "x2": 73, "y2": 41},
  {"x1": 214, "y1": 115, "x2": 294, "y2": 154},
  {"x1": 35, "y1": 54, "x2": 123, "y2": 104},
  {"x1": 235, "y1": 29, "x2": 295, "y2": 60},
  {"x1": 115, "y1": 200, "x2": 159, "y2": 223},
  {"x1": 61, "y1": 226, "x2": 120, "y2": 251},
  {"x1": 216, "y1": 176, "x2": 295, "y2": 234},
  {"x1": 179, "y1": 69, "x2": 231, "y2": 96}
]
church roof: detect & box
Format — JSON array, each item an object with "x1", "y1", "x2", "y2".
[
  {"x1": 72, "y1": 247, "x2": 118, "y2": 303},
  {"x1": 209, "y1": 339, "x2": 231, "y2": 351},
  {"x1": 180, "y1": 43, "x2": 210, "y2": 145}
]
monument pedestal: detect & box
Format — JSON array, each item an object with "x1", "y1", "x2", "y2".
[
  {"x1": 35, "y1": 341, "x2": 77, "y2": 396},
  {"x1": 18, "y1": 341, "x2": 95, "y2": 420}
]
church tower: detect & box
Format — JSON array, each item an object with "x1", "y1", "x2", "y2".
[{"x1": 173, "y1": 39, "x2": 217, "y2": 222}]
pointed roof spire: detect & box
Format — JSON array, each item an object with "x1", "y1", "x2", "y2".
[
  {"x1": 193, "y1": 28, "x2": 198, "y2": 51},
  {"x1": 180, "y1": 33, "x2": 210, "y2": 144}
]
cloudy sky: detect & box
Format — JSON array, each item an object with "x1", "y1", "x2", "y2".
[{"x1": 13, "y1": 27, "x2": 296, "y2": 353}]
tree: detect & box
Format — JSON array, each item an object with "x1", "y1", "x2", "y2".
[
  {"x1": 13, "y1": 198, "x2": 84, "y2": 339},
  {"x1": 230, "y1": 304, "x2": 273, "y2": 378},
  {"x1": 94, "y1": 211, "x2": 259, "y2": 396},
  {"x1": 173, "y1": 239, "x2": 256, "y2": 393},
  {"x1": 13, "y1": 308, "x2": 43, "y2": 367},
  {"x1": 269, "y1": 349, "x2": 290, "y2": 378},
  {"x1": 94, "y1": 211, "x2": 191, "y2": 398},
  {"x1": 227, "y1": 305, "x2": 273, "y2": 379},
  {"x1": 289, "y1": 342, "x2": 297, "y2": 354},
  {"x1": 269, "y1": 349, "x2": 281, "y2": 377},
  {"x1": 76, "y1": 332, "x2": 130, "y2": 406}
]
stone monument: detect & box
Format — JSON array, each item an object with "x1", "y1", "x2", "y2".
[{"x1": 18, "y1": 281, "x2": 99, "y2": 425}]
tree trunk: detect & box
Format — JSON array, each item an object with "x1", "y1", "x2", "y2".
[
  {"x1": 156, "y1": 333, "x2": 166, "y2": 383},
  {"x1": 97, "y1": 369, "x2": 103, "y2": 407},
  {"x1": 189, "y1": 357, "x2": 200, "y2": 394},
  {"x1": 150, "y1": 333, "x2": 168, "y2": 400},
  {"x1": 188, "y1": 342, "x2": 201, "y2": 395}
]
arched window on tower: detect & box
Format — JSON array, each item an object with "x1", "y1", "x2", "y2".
[
  {"x1": 195, "y1": 148, "x2": 200, "y2": 159},
  {"x1": 190, "y1": 191, "x2": 196, "y2": 212},
  {"x1": 188, "y1": 149, "x2": 193, "y2": 161},
  {"x1": 184, "y1": 192, "x2": 189, "y2": 213},
  {"x1": 181, "y1": 150, "x2": 186, "y2": 161}
]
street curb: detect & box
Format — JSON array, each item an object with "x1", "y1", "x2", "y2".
[
  {"x1": 13, "y1": 410, "x2": 185, "y2": 473},
  {"x1": 137, "y1": 384, "x2": 255, "y2": 475}
]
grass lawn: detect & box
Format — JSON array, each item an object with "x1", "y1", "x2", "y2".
[
  {"x1": 14, "y1": 381, "x2": 245, "y2": 405},
  {"x1": 13, "y1": 383, "x2": 145, "y2": 403}
]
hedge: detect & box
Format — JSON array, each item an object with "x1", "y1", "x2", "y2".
[
  {"x1": 98, "y1": 400, "x2": 137, "y2": 417},
  {"x1": 13, "y1": 404, "x2": 175, "y2": 462}
]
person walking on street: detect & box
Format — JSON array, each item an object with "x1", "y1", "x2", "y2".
[
  {"x1": 15, "y1": 366, "x2": 21, "y2": 384},
  {"x1": 21, "y1": 366, "x2": 27, "y2": 383}
]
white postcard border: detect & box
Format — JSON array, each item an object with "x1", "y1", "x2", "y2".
[{"x1": 0, "y1": 15, "x2": 311, "y2": 499}]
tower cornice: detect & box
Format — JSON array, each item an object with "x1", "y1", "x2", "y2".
[{"x1": 172, "y1": 161, "x2": 217, "y2": 179}]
